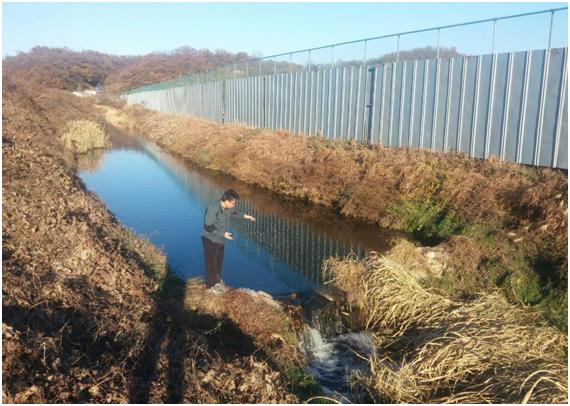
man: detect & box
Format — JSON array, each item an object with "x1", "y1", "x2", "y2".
[{"x1": 201, "y1": 189, "x2": 256, "y2": 293}]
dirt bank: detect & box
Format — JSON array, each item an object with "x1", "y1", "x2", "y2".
[
  {"x1": 100, "y1": 103, "x2": 568, "y2": 329},
  {"x1": 2, "y1": 83, "x2": 313, "y2": 402}
]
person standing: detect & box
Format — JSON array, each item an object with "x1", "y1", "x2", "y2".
[{"x1": 201, "y1": 189, "x2": 256, "y2": 293}]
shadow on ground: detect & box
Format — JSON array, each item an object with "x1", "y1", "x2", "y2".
[{"x1": 127, "y1": 271, "x2": 297, "y2": 403}]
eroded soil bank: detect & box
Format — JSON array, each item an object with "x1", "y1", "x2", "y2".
[
  {"x1": 101, "y1": 102, "x2": 568, "y2": 330},
  {"x1": 2, "y1": 83, "x2": 320, "y2": 403}
]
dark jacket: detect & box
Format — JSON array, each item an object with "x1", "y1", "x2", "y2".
[{"x1": 201, "y1": 201, "x2": 243, "y2": 244}]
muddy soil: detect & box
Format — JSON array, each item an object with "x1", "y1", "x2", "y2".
[{"x1": 2, "y1": 83, "x2": 309, "y2": 402}]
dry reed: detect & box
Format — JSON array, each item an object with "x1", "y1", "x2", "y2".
[
  {"x1": 60, "y1": 119, "x2": 108, "y2": 153},
  {"x1": 325, "y1": 255, "x2": 568, "y2": 403}
]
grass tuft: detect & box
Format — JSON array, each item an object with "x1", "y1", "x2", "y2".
[{"x1": 60, "y1": 119, "x2": 109, "y2": 153}]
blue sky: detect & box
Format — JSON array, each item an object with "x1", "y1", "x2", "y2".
[{"x1": 3, "y1": 2, "x2": 568, "y2": 61}]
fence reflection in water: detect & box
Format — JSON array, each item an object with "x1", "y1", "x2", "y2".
[{"x1": 141, "y1": 140, "x2": 367, "y2": 286}]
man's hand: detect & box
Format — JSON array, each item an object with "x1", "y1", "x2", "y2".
[
  {"x1": 224, "y1": 231, "x2": 234, "y2": 240},
  {"x1": 244, "y1": 214, "x2": 256, "y2": 222}
]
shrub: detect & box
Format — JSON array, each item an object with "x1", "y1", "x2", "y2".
[
  {"x1": 60, "y1": 119, "x2": 109, "y2": 153},
  {"x1": 508, "y1": 271, "x2": 544, "y2": 305}
]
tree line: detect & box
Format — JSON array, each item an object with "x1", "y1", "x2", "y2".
[{"x1": 3, "y1": 45, "x2": 463, "y2": 94}]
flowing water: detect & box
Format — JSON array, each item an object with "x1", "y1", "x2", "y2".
[{"x1": 78, "y1": 132, "x2": 389, "y2": 399}]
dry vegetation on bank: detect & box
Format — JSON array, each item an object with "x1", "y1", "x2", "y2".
[
  {"x1": 102, "y1": 104, "x2": 568, "y2": 330},
  {"x1": 3, "y1": 82, "x2": 312, "y2": 402},
  {"x1": 60, "y1": 119, "x2": 109, "y2": 153},
  {"x1": 324, "y1": 254, "x2": 568, "y2": 403},
  {"x1": 3, "y1": 82, "x2": 162, "y2": 402}
]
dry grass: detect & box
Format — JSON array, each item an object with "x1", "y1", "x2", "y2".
[
  {"x1": 384, "y1": 238, "x2": 433, "y2": 279},
  {"x1": 60, "y1": 119, "x2": 109, "y2": 153},
  {"x1": 325, "y1": 255, "x2": 568, "y2": 403}
]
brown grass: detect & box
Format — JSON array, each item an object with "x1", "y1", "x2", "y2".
[
  {"x1": 324, "y1": 255, "x2": 568, "y2": 403},
  {"x1": 60, "y1": 119, "x2": 109, "y2": 153},
  {"x1": 3, "y1": 82, "x2": 165, "y2": 402},
  {"x1": 384, "y1": 238, "x2": 434, "y2": 279}
]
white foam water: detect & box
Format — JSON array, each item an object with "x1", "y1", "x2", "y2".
[{"x1": 300, "y1": 327, "x2": 375, "y2": 399}]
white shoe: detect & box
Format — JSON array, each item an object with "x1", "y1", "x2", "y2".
[{"x1": 208, "y1": 282, "x2": 228, "y2": 294}]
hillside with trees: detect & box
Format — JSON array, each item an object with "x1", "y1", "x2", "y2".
[
  {"x1": 3, "y1": 45, "x2": 463, "y2": 95},
  {"x1": 103, "y1": 47, "x2": 248, "y2": 94},
  {"x1": 2, "y1": 46, "x2": 138, "y2": 91},
  {"x1": 3, "y1": 46, "x2": 249, "y2": 94}
]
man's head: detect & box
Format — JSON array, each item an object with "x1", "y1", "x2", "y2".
[{"x1": 220, "y1": 189, "x2": 239, "y2": 209}]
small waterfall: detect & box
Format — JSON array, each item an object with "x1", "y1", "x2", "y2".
[
  {"x1": 300, "y1": 327, "x2": 375, "y2": 399},
  {"x1": 298, "y1": 295, "x2": 375, "y2": 401}
]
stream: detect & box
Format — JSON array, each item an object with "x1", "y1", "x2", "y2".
[{"x1": 78, "y1": 132, "x2": 390, "y2": 400}]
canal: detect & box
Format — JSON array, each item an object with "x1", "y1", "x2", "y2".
[{"x1": 78, "y1": 132, "x2": 395, "y2": 295}]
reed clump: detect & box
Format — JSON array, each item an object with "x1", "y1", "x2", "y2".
[
  {"x1": 324, "y1": 255, "x2": 568, "y2": 403},
  {"x1": 60, "y1": 119, "x2": 109, "y2": 153}
]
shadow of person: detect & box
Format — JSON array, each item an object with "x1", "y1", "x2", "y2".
[
  {"x1": 128, "y1": 271, "x2": 269, "y2": 403},
  {"x1": 127, "y1": 271, "x2": 181, "y2": 403}
]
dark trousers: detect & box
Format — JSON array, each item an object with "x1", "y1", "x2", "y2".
[{"x1": 201, "y1": 236, "x2": 224, "y2": 288}]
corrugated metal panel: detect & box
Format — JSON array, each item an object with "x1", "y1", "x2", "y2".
[{"x1": 124, "y1": 48, "x2": 568, "y2": 169}]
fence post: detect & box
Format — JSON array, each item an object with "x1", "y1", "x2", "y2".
[
  {"x1": 436, "y1": 28, "x2": 441, "y2": 59},
  {"x1": 396, "y1": 34, "x2": 401, "y2": 62},
  {"x1": 366, "y1": 65, "x2": 376, "y2": 142},
  {"x1": 547, "y1": 10, "x2": 555, "y2": 49},
  {"x1": 222, "y1": 80, "x2": 226, "y2": 124},
  {"x1": 262, "y1": 76, "x2": 266, "y2": 127},
  {"x1": 491, "y1": 19, "x2": 497, "y2": 55}
]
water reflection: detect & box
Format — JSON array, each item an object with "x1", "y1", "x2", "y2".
[
  {"x1": 76, "y1": 149, "x2": 106, "y2": 173},
  {"x1": 139, "y1": 139, "x2": 383, "y2": 286},
  {"x1": 235, "y1": 205, "x2": 365, "y2": 284}
]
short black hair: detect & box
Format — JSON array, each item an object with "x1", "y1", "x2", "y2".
[{"x1": 221, "y1": 189, "x2": 239, "y2": 202}]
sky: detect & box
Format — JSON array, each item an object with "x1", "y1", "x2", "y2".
[{"x1": 2, "y1": 2, "x2": 568, "y2": 62}]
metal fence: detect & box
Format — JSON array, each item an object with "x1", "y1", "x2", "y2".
[
  {"x1": 125, "y1": 47, "x2": 568, "y2": 169},
  {"x1": 124, "y1": 7, "x2": 568, "y2": 94},
  {"x1": 123, "y1": 7, "x2": 568, "y2": 169}
]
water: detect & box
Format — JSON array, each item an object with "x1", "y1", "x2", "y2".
[
  {"x1": 79, "y1": 133, "x2": 395, "y2": 295},
  {"x1": 301, "y1": 327, "x2": 375, "y2": 398}
]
